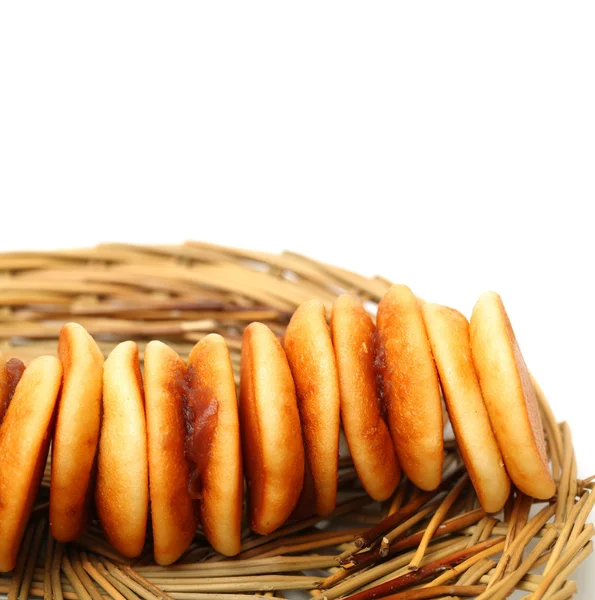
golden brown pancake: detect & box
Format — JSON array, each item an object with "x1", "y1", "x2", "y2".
[
  {"x1": 145, "y1": 341, "x2": 197, "y2": 565},
  {"x1": 375, "y1": 284, "x2": 444, "y2": 491},
  {"x1": 240, "y1": 323, "x2": 305, "y2": 534},
  {"x1": 470, "y1": 291, "x2": 555, "y2": 499},
  {"x1": 0, "y1": 356, "x2": 62, "y2": 572},
  {"x1": 284, "y1": 299, "x2": 340, "y2": 516},
  {"x1": 423, "y1": 303, "x2": 511, "y2": 512},
  {"x1": 331, "y1": 295, "x2": 401, "y2": 501},
  {"x1": 0, "y1": 355, "x2": 25, "y2": 425},
  {"x1": 187, "y1": 334, "x2": 243, "y2": 556},
  {"x1": 50, "y1": 323, "x2": 104, "y2": 542},
  {"x1": 95, "y1": 341, "x2": 149, "y2": 558}
]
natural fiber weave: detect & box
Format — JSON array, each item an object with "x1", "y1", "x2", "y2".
[{"x1": 0, "y1": 241, "x2": 592, "y2": 599}]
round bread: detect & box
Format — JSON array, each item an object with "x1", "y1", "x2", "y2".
[
  {"x1": 240, "y1": 322, "x2": 305, "y2": 534},
  {"x1": 331, "y1": 295, "x2": 400, "y2": 501},
  {"x1": 0, "y1": 355, "x2": 25, "y2": 425},
  {"x1": 0, "y1": 356, "x2": 62, "y2": 572},
  {"x1": 284, "y1": 299, "x2": 340, "y2": 516},
  {"x1": 375, "y1": 284, "x2": 444, "y2": 491},
  {"x1": 470, "y1": 291, "x2": 555, "y2": 499},
  {"x1": 187, "y1": 334, "x2": 243, "y2": 556},
  {"x1": 145, "y1": 341, "x2": 198, "y2": 565},
  {"x1": 422, "y1": 303, "x2": 511, "y2": 512},
  {"x1": 96, "y1": 341, "x2": 148, "y2": 558},
  {"x1": 51, "y1": 323, "x2": 104, "y2": 542}
]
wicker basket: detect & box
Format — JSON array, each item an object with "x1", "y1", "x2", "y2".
[{"x1": 0, "y1": 241, "x2": 592, "y2": 600}]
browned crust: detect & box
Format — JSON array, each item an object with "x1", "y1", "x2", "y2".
[
  {"x1": 331, "y1": 295, "x2": 401, "y2": 501},
  {"x1": 239, "y1": 323, "x2": 305, "y2": 534},
  {"x1": 50, "y1": 323, "x2": 104, "y2": 542},
  {"x1": 422, "y1": 303, "x2": 511, "y2": 512},
  {"x1": 375, "y1": 285, "x2": 444, "y2": 491},
  {"x1": 470, "y1": 292, "x2": 555, "y2": 499},
  {"x1": 145, "y1": 341, "x2": 198, "y2": 565},
  {"x1": 95, "y1": 341, "x2": 148, "y2": 558},
  {"x1": 0, "y1": 356, "x2": 63, "y2": 572},
  {"x1": 188, "y1": 334, "x2": 243, "y2": 556},
  {"x1": 284, "y1": 299, "x2": 340, "y2": 516}
]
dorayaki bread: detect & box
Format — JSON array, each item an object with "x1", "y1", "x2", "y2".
[
  {"x1": 284, "y1": 299, "x2": 340, "y2": 517},
  {"x1": 0, "y1": 280, "x2": 560, "y2": 570},
  {"x1": 423, "y1": 303, "x2": 510, "y2": 512},
  {"x1": 470, "y1": 291, "x2": 555, "y2": 500},
  {"x1": 331, "y1": 294, "x2": 400, "y2": 501},
  {"x1": 375, "y1": 284, "x2": 444, "y2": 491},
  {"x1": 239, "y1": 322, "x2": 305, "y2": 534},
  {"x1": 95, "y1": 341, "x2": 149, "y2": 558},
  {"x1": 50, "y1": 323, "x2": 104, "y2": 542},
  {"x1": 0, "y1": 356, "x2": 62, "y2": 572},
  {"x1": 187, "y1": 334, "x2": 243, "y2": 557},
  {"x1": 144, "y1": 341, "x2": 199, "y2": 566}
]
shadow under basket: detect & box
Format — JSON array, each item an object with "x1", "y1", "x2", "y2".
[{"x1": 0, "y1": 241, "x2": 593, "y2": 600}]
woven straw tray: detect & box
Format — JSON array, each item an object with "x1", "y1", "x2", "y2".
[{"x1": 0, "y1": 241, "x2": 592, "y2": 600}]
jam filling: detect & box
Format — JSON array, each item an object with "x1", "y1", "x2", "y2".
[
  {"x1": 0, "y1": 358, "x2": 25, "y2": 424},
  {"x1": 372, "y1": 330, "x2": 390, "y2": 421}
]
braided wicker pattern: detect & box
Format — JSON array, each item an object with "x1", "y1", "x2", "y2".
[{"x1": 0, "y1": 241, "x2": 592, "y2": 599}]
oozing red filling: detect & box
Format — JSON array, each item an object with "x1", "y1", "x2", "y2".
[{"x1": 182, "y1": 365, "x2": 219, "y2": 500}]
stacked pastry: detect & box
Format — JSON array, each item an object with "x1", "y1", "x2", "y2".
[{"x1": 0, "y1": 287, "x2": 555, "y2": 572}]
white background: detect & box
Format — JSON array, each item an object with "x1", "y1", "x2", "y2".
[{"x1": 1, "y1": 3, "x2": 594, "y2": 596}]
